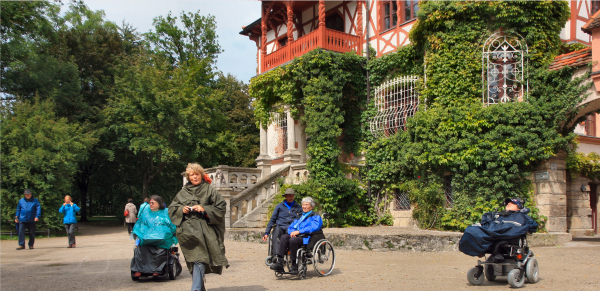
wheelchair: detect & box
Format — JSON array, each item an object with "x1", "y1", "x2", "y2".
[
  {"x1": 272, "y1": 232, "x2": 336, "y2": 279},
  {"x1": 466, "y1": 235, "x2": 540, "y2": 288},
  {"x1": 131, "y1": 246, "x2": 183, "y2": 281}
]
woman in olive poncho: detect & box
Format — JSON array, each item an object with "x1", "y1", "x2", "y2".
[{"x1": 169, "y1": 163, "x2": 228, "y2": 291}]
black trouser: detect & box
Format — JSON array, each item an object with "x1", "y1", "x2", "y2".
[
  {"x1": 270, "y1": 227, "x2": 285, "y2": 257},
  {"x1": 127, "y1": 223, "x2": 135, "y2": 234},
  {"x1": 277, "y1": 234, "x2": 303, "y2": 265}
]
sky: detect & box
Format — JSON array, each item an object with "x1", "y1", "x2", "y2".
[{"x1": 85, "y1": 0, "x2": 261, "y2": 83}]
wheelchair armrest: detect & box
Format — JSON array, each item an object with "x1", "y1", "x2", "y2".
[{"x1": 297, "y1": 233, "x2": 310, "y2": 238}]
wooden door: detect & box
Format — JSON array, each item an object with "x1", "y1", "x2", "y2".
[{"x1": 591, "y1": 184, "x2": 598, "y2": 234}]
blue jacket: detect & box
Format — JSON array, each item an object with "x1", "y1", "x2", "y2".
[
  {"x1": 59, "y1": 204, "x2": 80, "y2": 224},
  {"x1": 287, "y1": 211, "x2": 323, "y2": 235},
  {"x1": 265, "y1": 201, "x2": 302, "y2": 235},
  {"x1": 16, "y1": 197, "x2": 41, "y2": 222}
]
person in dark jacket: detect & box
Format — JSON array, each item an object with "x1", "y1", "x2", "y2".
[
  {"x1": 270, "y1": 196, "x2": 323, "y2": 273},
  {"x1": 15, "y1": 189, "x2": 41, "y2": 250},
  {"x1": 59, "y1": 195, "x2": 80, "y2": 248},
  {"x1": 262, "y1": 188, "x2": 302, "y2": 257}
]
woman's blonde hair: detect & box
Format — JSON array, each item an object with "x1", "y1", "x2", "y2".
[
  {"x1": 64, "y1": 195, "x2": 72, "y2": 201},
  {"x1": 186, "y1": 163, "x2": 205, "y2": 179}
]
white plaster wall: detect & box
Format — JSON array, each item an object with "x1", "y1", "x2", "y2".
[
  {"x1": 579, "y1": 0, "x2": 590, "y2": 18},
  {"x1": 267, "y1": 43, "x2": 275, "y2": 54},
  {"x1": 560, "y1": 20, "x2": 571, "y2": 41},
  {"x1": 347, "y1": 1, "x2": 357, "y2": 35},
  {"x1": 577, "y1": 20, "x2": 591, "y2": 43},
  {"x1": 577, "y1": 141, "x2": 600, "y2": 154},
  {"x1": 266, "y1": 29, "x2": 276, "y2": 43}
]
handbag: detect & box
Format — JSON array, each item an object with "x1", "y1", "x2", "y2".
[{"x1": 124, "y1": 209, "x2": 130, "y2": 217}]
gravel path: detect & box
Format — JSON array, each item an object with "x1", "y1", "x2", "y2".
[{"x1": 1, "y1": 224, "x2": 599, "y2": 290}]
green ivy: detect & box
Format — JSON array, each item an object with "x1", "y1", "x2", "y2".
[
  {"x1": 566, "y1": 151, "x2": 600, "y2": 181},
  {"x1": 250, "y1": 49, "x2": 371, "y2": 226},
  {"x1": 365, "y1": 1, "x2": 588, "y2": 231}
]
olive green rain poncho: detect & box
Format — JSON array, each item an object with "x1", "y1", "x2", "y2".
[{"x1": 169, "y1": 181, "x2": 229, "y2": 274}]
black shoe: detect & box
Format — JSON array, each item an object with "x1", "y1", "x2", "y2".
[
  {"x1": 289, "y1": 264, "x2": 298, "y2": 274},
  {"x1": 270, "y1": 262, "x2": 284, "y2": 272}
]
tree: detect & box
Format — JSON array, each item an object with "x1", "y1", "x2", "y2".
[
  {"x1": 144, "y1": 10, "x2": 222, "y2": 67},
  {"x1": 1, "y1": 98, "x2": 96, "y2": 230},
  {"x1": 105, "y1": 51, "x2": 232, "y2": 198},
  {"x1": 215, "y1": 74, "x2": 260, "y2": 167}
]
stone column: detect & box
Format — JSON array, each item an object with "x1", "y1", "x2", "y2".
[
  {"x1": 256, "y1": 122, "x2": 272, "y2": 179},
  {"x1": 283, "y1": 107, "x2": 301, "y2": 165}
]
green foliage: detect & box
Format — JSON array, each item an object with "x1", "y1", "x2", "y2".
[
  {"x1": 566, "y1": 151, "x2": 600, "y2": 181},
  {"x1": 250, "y1": 49, "x2": 371, "y2": 226},
  {"x1": 144, "y1": 10, "x2": 222, "y2": 67},
  {"x1": 214, "y1": 74, "x2": 260, "y2": 168},
  {"x1": 1, "y1": 98, "x2": 96, "y2": 230},
  {"x1": 365, "y1": 1, "x2": 584, "y2": 231}
]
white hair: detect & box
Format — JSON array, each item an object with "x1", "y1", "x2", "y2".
[{"x1": 301, "y1": 197, "x2": 316, "y2": 208}]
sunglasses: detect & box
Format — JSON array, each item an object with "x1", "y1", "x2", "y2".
[{"x1": 150, "y1": 201, "x2": 157, "y2": 205}]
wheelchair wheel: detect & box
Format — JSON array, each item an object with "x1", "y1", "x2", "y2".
[
  {"x1": 525, "y1": 258, "x2": 539, "y2": 283},
  {"x1": 484, "y1": 265, "x2": 496, "y2": 281},
  {"x1": 265, "y1": 256, "x2": 274, "y2": 266},
  {"x1": 507, "y1": 269, "x2": 525, "y2": 288},
  {"x1": 467, "y1": 267, "x2": 484, "y2": 286},
  {"x1": 298, "y1": 265, "x2": 307, "y2": 280},
  {"x1": 312, "y1": 240, "x2": 335, "y2": 276},
  {"x1": 175, "y1": 261, "x2": 183, "y2": 276},
  {"x1": 131, "y1": 271, "x2": 139, "y2": 281},
  {"x1": 168, "y1": 263, "x2": 176, "y2": 280}
]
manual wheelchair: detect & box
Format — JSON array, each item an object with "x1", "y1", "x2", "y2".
[
  {"x1": 273, "y1": 231, "x2": 336, "y2": 279},
  {"x1": 466, "y1": 235, "x2": 540, "y2": 288}
]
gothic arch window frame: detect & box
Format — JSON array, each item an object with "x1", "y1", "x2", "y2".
[
  {"x1": 482, "y1": 32, "x2": 528, "y2": 105},
  {"x1": 268, "y1": 110, "x2": 287, "y2": 158}
]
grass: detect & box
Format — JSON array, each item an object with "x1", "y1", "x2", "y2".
[{"x1": 1, "y1": 232, "x2": 81, "y2": 240}]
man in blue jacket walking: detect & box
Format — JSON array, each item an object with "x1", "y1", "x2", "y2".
[
  {"x1": 15, "y1": 189, "x2": 41, "y2": 250},
  {"x1": 262, "y1": 188, "x2": 302, "y2": 259}
]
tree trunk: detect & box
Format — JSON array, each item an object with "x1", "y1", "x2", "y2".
[
  {"x1": 75, "y1": 161, "x2": 99, "y2": 222},
  {"x1": 77, "y1": 180, "x2": 89, "y2": 222},
  {"x1": 141, "y1": 154, "x2": 168, "y2": 199}
]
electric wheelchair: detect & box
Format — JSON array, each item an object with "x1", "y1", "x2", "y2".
[
  {"x1": 467, "y1": 235, "x2": 539, "y2": 288},
  {"x1": 130, "y1": 245, "x2": 183, "y2": 281}
]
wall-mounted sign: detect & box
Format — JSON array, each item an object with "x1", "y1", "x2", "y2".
[
  {"x1": 535, "y1": 171, "x2": 550, "y2": 181},
  {"x1": 551, "y1": 163, "x2": 557, "y2": 170}
]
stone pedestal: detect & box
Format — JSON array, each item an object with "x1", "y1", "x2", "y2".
[
  {"x1": 533, "y1": 152, "x2": 568, "y2": 233},
  {"x1": 256, "y1": 155, "x2": 273, "y2": 178}
]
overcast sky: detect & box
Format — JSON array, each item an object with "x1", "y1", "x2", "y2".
[{"x1": 85, "y1": 0, "x2": 261, "y2": 83}]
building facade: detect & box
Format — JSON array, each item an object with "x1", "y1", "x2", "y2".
[{"x1": 229, "y1": 1, "x2": 600, "y2": 233}]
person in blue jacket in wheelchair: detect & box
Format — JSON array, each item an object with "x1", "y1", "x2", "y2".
[{"x1": 270, "y1": 197, "x2": 322, "y2": 274}]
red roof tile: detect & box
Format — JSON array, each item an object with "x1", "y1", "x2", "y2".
[
  {"x1": 549, "y1": 47, "x2": 591, "y2": 71},
  {"x1": 582, "y1": 10, "x2": 600, "y2": 34}
]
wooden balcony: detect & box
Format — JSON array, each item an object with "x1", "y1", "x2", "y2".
[{"x1": 262, "y1": 27, "x2": 362, "y2": 72}]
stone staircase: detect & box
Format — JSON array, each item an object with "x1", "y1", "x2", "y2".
[{"x1": 229, "y1": 165, "x2": 290, "y2": 228}]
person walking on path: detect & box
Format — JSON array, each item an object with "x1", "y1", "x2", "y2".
[
  {"x1": 59, "y1": 195, "x2": 80, "y2": 248},
  {"x1": 124, "y1": 199, "x2": 138, "y2": 235},
  {"x1": 169, "y1": 163, "x2": 229, "y2": 291},
  {"x1": 262, "y1": 188, "x2": 302, "y2": 258},
  {"x1": 15, "y1": 189, "x2": 41, "y2": 250},
  {"x1": 138, "y1": 198, "x2": 150, "y2": 219}
]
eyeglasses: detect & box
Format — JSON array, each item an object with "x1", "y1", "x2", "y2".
[{"x1": 149, "y1": 201, "x2": 157, "y2": 205}]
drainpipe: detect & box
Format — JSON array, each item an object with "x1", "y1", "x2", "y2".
[{"x1": 365, "y1": 0, "x2": 372, "y2": 204}]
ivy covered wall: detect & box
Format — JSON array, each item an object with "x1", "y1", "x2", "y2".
[{"x1": 366, "y1": 1, "x2": 591, "y2": 231}]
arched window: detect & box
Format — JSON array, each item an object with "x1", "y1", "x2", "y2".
[
  {"x1": 369, "y1": 76, "x2": 419, "y2": 138},
  {"x1": 268, "y1": 111, "x2": 287, "y2": 158},
  {"x1": 482, "y1": 33, "x2": 527, "y2": 105}
]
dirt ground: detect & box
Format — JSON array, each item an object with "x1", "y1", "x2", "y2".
[{"x1": 1, "y1": 224, "x2": 600, "y2": 291}]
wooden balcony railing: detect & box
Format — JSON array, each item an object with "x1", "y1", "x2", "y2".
[{"x1": 262, "y1": 27, "x2": 361, "y2": 73}]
